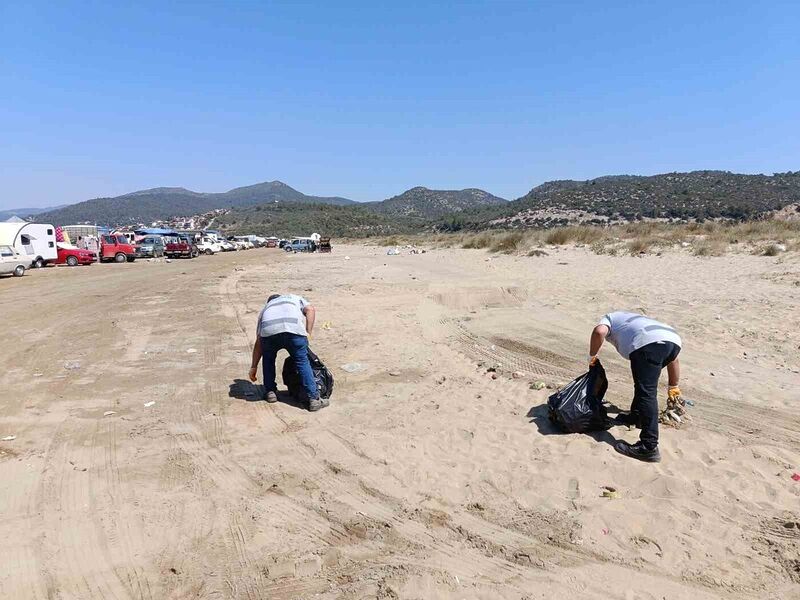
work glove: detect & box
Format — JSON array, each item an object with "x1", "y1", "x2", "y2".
[{"x1": 667, "y1": 386, "x2": 682, "y2": 401}]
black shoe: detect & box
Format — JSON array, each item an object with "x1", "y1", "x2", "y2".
[
  {"x1": 264, "y1": 391, "x2": 278, "y2": 403},
  {"x1": 308, "y1": 397, "x2": 329, "y2": 412},
  {"x1": 614, "y1": 412, "x2": 641, "y2": 427},
  {"x1": 614, "y1": 440, "x2": 661, "y2": 463}
]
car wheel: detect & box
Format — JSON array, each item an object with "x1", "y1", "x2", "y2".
[
  {"x1": 33, "y1": 257, "x2": 44, "y2": 268},
  {"x1": 66, "y1": 256, "x2": 79, "y2": 267},
  {"x1": 204, "y1": 248, "x2": 213, "y2": 255},
  {"x1": 13, "y1": 265, "x2": 25, "y2": 277},
  {"x1": 115, "y1": 252, "x2": 126, "y2": 263}
]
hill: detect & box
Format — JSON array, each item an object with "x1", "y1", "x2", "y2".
[
  {"x1": 35, "y1": 181, "x2": 357, "y2": 226},
  {"x1": 438, "y1": 170, "x2": 800, "y2": 230},
  {"x1": 499, "y1": 170, "x2": 800, "y2": 226},
  {"x1": 216, "y1": 202, "x2": 417, "y2": 238},
  {"x1": 0, "y1": 205, "x2": 67, "y2": 221},
  {"x1": 365, "y1": 186, "x2": 506, "y2": 219}
]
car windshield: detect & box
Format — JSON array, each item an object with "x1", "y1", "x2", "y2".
[{"x1": 115, "y1": 235, "x2": 128, "y2": 244}]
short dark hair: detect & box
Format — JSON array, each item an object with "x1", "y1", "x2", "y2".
[{"x1": 268, "y1": 294, "x2": 281, "y2": 302}]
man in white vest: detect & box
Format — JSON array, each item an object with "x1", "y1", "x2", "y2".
[
  {"x1": 589, "y1": 311, "x2": 682, "y2": 462},
  {"x1": 249, "y1": 294, "x2": 327, "y2": 411}
]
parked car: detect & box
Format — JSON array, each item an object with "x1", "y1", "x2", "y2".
[
  {"x1": 179, "y1": 235, "x2": 200, "y2": 257},
  {"x1": 264, "y1": 238, "x2": 278, "y2": 248},
  {"x1": 56, "y1": 243, "x2": 95, "y2": 266},
  {"x1": 233, "y1": 236, "x2": 255, "y2": 249},
  {"x1": 100, "y1": 234, "x2": 137, "y2": 263},
  {"x1": 163, "y1": 235, "x2": 195, "y2": 259},
  {"x1": 284, "y1": 239, "x2": 316, "y2": 253},
  {"x1": 135, "y1": 236, "x2": 166, "y2": 258},
  {"x1": 0, "y1": 245, "x2": 27, "y2": 277},
  {"x1": 278, "y1": 239, "x2": 289, "y2": 249},
  {"x1": 218, "y1": 239, "x2": 237, "y2": 252},
  {"x1": 196, "y1": 237, "x2": 223, "y2": 255}
]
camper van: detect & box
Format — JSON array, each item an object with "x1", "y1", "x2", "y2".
[{"x1": 0, "y1": 222, "x2": 58, "y2": 268}]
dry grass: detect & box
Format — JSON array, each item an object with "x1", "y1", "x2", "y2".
[
  {"x1": 365, "y1": 220, "x2": 800, "y2": 259},
  {"x1": 692, "y1": 239, "x2": 727, "y2": 257},
  {"x1": 489, "y1": 231, "x2": 526, "y2": 254}
]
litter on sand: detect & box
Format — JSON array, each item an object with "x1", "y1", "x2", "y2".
[
  {"x1": 1, "y1": 435, "x2": 16, "y2": 441},
  {"x1": 186, "y1": 348, "x2": 198, "y2": 354},
  {"x1": 792, "y1": 473, "x2": 800, "y2": 482},
  {"x1": 341, "y1": 362, "x2": 367, "y2": 373},
  {"x1": 144, "y1": 401, "x2": 156, "y2": 408},
  {"x1": 322, "y1": 321, "x2": 332, "y2": 330},
  {"x1": 103, "y1": 411, "x2": 116, "y2": 417},
  {"x1": 344, "y1": 256, "x2": 351, "y2": 260},
  {"x1": 64, "y1": 361, "x2": 81, "y2": 370},
  {"x1": 601, "y1": 486, "x2": 620, "y2": 499}
]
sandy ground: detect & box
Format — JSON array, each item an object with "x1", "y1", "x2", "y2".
[{"x1": 0, "y1": 244, "x2": 798, "y2": 600}]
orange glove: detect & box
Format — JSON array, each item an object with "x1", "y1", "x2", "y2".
[{"x1": 667, "y1": 386, "x2": 682, "y2": 401}]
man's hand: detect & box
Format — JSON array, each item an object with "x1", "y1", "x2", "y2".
[
  {"x1": 588, "y1": 355, "x2": 598, "y2": 367},
  {"x1": 248, "y1": 367, "x2": 258, "y2": 382},
  {"x1": 667, "y1": 385, "x2": 682, "y2": 401}
]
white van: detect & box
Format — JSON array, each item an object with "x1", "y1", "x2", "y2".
[{"x1": 0, "y1": 222, "x2": 58, "y2": 268}]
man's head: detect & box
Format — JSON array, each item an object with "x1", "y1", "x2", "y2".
[{"x1": 268, "y1": 294, "x2": 281, "y2": 303}]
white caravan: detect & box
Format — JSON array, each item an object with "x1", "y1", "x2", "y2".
[{"x1": 0, "y1": 222, "x2": 58, "y2": 268}]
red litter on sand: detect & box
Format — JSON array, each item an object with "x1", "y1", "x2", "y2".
[{"x1": 792, "y1": 473, "x2": 800, "y2": 482}]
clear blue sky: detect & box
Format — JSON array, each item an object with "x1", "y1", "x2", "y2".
[{"x1": 2, "y1": 1, "x2": 799, "y2": 209}]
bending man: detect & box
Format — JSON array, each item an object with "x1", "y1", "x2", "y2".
[
  {"x1": 589, "y1": 311, "x2": 682, "y2": 462},
  {"x1": 249, "y1": 294, "x2": 327, "y2": 411}
]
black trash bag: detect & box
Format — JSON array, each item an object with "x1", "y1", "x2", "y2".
[
  {"x1": 282, "y1": 348, "x2": 334, "y2": 400},
  {"x1": 548, "y1": 361, "x2": 610, "y2": 433}
]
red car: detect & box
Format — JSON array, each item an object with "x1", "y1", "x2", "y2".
[{"x1": 56, "y1": 243, "x2": 96, "y2": 266}]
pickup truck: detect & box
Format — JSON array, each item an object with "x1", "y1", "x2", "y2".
[
  {"x1": 100, "y1": 234, "x2": 137, "y2": 263},
  {"x1": 284, "y1": 239, "x2": 316, "y2": 253},
  {"x1": 163, "y1": 235, "x2": 197, "y2": 259}
]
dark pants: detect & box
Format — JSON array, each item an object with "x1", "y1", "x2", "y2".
[
  {"x1": 629, "y1": 341, "x2": 681, "y2": 449},
  {"x1": 260, "y1": 333, "x2": 319, "y2": 400}
]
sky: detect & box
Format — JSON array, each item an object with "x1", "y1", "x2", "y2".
[{"x1": 1, "y1": 2, "x2": 799, "y2": 209}]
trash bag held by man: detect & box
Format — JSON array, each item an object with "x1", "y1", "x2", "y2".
[
  {"x1": 282, "y1": 349, "x2": 334, "y2": 400},
  {"x1": 548, "y1": 361, "x2": 610, "y2": 433}
]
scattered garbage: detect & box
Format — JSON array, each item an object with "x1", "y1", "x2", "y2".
[
  {"x1": 33, "y1": 373, "x2": 43, "y2": 377},
  {"x1": 322, "y1": 321, "x2": 332, "y2": 330},
  {"x1": 64, "y1": 361, "x2": 81, "y2": 370},
  {"x1": 143, "y1": 401, "x2": 156, "y2": 408},
  {"x1": 511, "y1": 371, "x2": 526, "y2": 379},
  {"x1": 1, "y1": 435, "x2": 16, "y2": 442},
  {"x1": 388, "y1": 371, "x2": 401, "y2": 377},
  {"x1": 344, "y1": 256, "x2": 351, "y2": 260},
  {"x1": 103, "y1": 411, "x2": 116, "y2": 417},
  {"x1": 685, "y1": 398, "x2": 695, "y2": 407},
  {"x1": 387, "y1": 247, "x2": 401, "y2": 256},
  {"x1": 341, "y1": 362, "x2": 367, "y2": 373},
  {"x1": 602, "y1": 528, "x2": 611, "y2": 535},
  {"x1": 186, "y1": 348, "x2": 198, "y2": 354},
  {"x1": 601, "y1": 486, "x2": 620, "y2": 499},
  {"x1": 660, "y1": 391, "x2": 691, "y2": 428},
  {"x1": 530, "y1": 381, "x2": 547, "y2": 390},
  {"x1": 792, "y1": 473, "x2": 800, "y2": 482}
]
